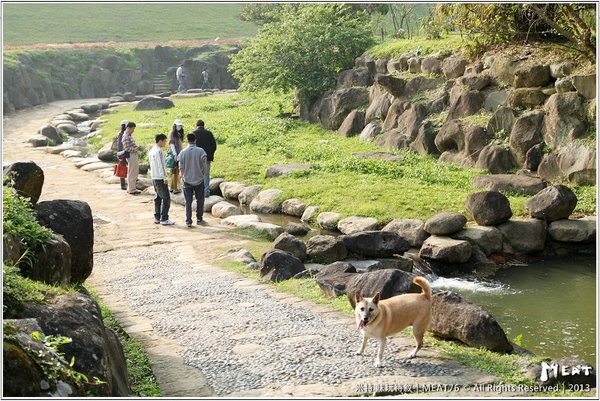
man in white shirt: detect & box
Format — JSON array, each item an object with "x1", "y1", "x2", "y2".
[
  {"x1": 149, "y1": 133, "x2": 175, "y2": 225},
  {"x1": 176, "y1": 64, "x2": 186, "y2": 93}
]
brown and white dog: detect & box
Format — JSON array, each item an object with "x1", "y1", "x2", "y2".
[{"x1": 354, "y1": 276, "x2": 432, "y2": 367}]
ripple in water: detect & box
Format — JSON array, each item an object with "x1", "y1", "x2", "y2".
[{"x1": 430, "y1": 276, "x2": 520, "y2": 295}]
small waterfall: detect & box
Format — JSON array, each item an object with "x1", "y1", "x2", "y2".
[{"x1": 407, "y1": 252, "x2": 517, "y2": 295}]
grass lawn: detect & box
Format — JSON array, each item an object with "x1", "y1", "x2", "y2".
[
  {"x1": 2, "y1": 3, "x2": 257, "y2": 46},
  {"x1": 90, "y1": 91, "x2": 596, "y2": 223}
]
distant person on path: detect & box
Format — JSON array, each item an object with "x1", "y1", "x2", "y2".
[
  {"x1": 113, "y1": 119, "x2": 128, "y2": 190},
  {"x1": 168, "y1": 119, "x2": 185, "y2": 194},
  {"x1": 192, "y1": 120, "x2": 217, "y2": 197},
  {"x1": 178, "y1": 133, "x2": 208, "y2": 227},
  {"x1": 122, "y1": 122, "x2": 144, "y2": 195},
  {"x1": 176, "y1": 64, "x2": 187, "y2": 93},
  {"x1": 149, "y1": 133, "x2": 175, "y2": 225},
  {"x1": 201, "y1": 68, "x2": 210, "y2": 90}
]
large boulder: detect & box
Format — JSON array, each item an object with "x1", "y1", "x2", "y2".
[
  {"x1": 281, "y1": 198, "x2": 306, "y2": 217},
  {"x1": 342, "y1": 231, "x2": 410, "y2": 258},
  {"x1": 219, "y1": 181, "x2": 246, "y2": 200},
  {"x1": 346, "y1": 269, "x2": 417, "y2": 309},
  {"x1": 421, "y1": 57, "x2": 442, "y2": 76},
  {"x1": 19, "y1": 292, "x2": 130, "y2": 396},
  {"x1": 424, "y1": 212, "x2": 467, "y2": 236},
  {"x1": 395, "y1": 102, "x2": 428, "y2": 141},
  {"x1": 473, "y1": 173, "x2": 546, "y2": 196},
  {"x1": 543, "y1": 92, "x2": 587, "y2": 149},
  {"x1": 486, "y1": 106, "x2": 517, "y2": 136},
  {"x1": 448, "y1": 91, "x2": 485, "y2": 120},
  {"x1": 238, "y1": 185, "x2": 263, "y2": 206},
  {"x1": 39, "y1": 125, "x2": 63, "y2": 145},
  {"x1": 571, "y1": 74, "x2": 596, "y2": 100},
  {"x1": 475, "y1": 144, "x2": 517, "y2": 174},
  {"x1": 435, "y1": 119, "x2": 465, "y2": 153},
  {"x1": 419, "y1": 236, "x2": 472, "y2": 264},
  {"x1": 483, "y1": 90, "x2": 510, "y2": 112},
  {"x1": 382, "y1": 218, "x2": 429, "y2": 248},
  {"x1": 211, "y1": 201, "x2": 242, "y2": 219},
  {"x1": 337, "y1": 216, "x2": 379, "y2": 235},
  {"x1": 430, "y1": 291, "x2": 513, "y2": 352},
  {"x1": 465, "y1": 191, "x2": 512, "y2": 226},
  {"x1": 133, "y1": 96, "x2": 175, "y2": 110},
  {"x1": 237, "y1": 221, "x2": 283, "y2": 240},
  {"x1": 316, "y1": 87, "x2": 370, "y2": 130},
  {"x1": 337, "y1": 110, "x2": 365, "y2": 137},
  {"x1": 410, "y1": 121, "x2": 440, "y2": 156},
  {"x1": 374, "y1": 74, "x2": 406, "y2": 98},
  {"x1": 30, "y1": 235, "x2": 71, "y2": 285},
  {"x1": 509, "y1": 110, "x2": 544, "y2": 164},
  {"x1": 507, "y1": 88, "x2": 547, "y2": 109},
  {"x1": 249, "y1": 189, "x2": 284, "y2": 214},
  {"x1": 525, "y1": 185, "x2": 578, "y2": 222},
  {"x1": 358, "y1": 121, "x2": 381, "y2": 142},
  {"x1": 442, "y1": 57, "x2": 467, "y2": 79},
  {"x1": 34, "y1": 200, "x2": 93, "y2": 284},
  {"x1": 365, "y1": 93, "x2": 392, "y2": 124},
  {"x1": 450, "y1": 226, "x2": 503, "y2": 256},
  {"x1": 548, "y1": 217, "x2": 596, "y2": 243},
  {"x1": 497, "y1": 219, "x2": 547, "y2": 254},
  {"x1": 306, "y1": 235, "x2": 347, "y2": 263},
  {"x1": 3, "y1": 319, "x2": 86, "y2": 397},
  {"x1": 513, "y1": 64, "x2": 550, "y2": 88},
  {"x1": 336, "y1": 69, "x2": 374, "y2": 89},
  {"x1": 259, "y1": 249, "x2": 305, "y2": 282},
  {"x1": 315, "y1": 261, "x2": 358, "y2": 298},
  {"x1": 556, "y1": 143, "x2": 596, "y2": 185},
  {"x1": 272, "y1": 232, "x2": 307, "y2": 261},
  {"x1": 317, "y1": 212, "x2": 342, "y2": 231},
  {"x1": 3, "y1": 161, "x2": 45, "y2": 204},
  {"x1": 300, "y1": 205, "x2": 319, "y2": 224}
]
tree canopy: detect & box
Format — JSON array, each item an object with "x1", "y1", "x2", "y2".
[{"x1": 230, "y1": 4, "x2": 375, "y2": 100}]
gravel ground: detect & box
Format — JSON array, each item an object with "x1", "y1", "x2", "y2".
[{"x1": 96, "y1": 247, "x2": 460, "y2": 396}]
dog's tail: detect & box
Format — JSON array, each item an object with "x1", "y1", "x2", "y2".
[{"x1": 413, "y1": 276, "x2": 431, "y2": 300}]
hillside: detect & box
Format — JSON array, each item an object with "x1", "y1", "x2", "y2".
[{"x1": 2, "y1": 3, "x2": 257, "y2": 46}]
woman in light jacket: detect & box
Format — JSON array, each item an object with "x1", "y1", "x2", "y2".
[{"x1": 168, "y1": 119, "x2": 185, "y2": 194}]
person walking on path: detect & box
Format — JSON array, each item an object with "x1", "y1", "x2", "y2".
[
  {"x1": 192, "y1": 120, "x2": 217, "y2": 197},
  {"x1": 176, "y1": 64, "x2": 187, "y2": 93},
  {"x1": 178, "y1": 133, "x2": 208, "y2": 227},
  {"x1": 149, "y1": 133, "x2": 175, "y2": 225},
  {"x1": 122, "y1": 122, "x2": 144, "y2": 195},
  {"x1": 113, "y1": 119, "x2": 128, "y2": 190},
  {"x1": 201, "y1": 69, "x2": 210, "y2": 90},
  {"x1": 168, "y1": 119, "x2": 185, "y2": 194}
]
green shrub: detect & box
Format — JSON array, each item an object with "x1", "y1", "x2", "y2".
[{"x1": 3, "y1": 183, "x2": 54, "y2": 268}]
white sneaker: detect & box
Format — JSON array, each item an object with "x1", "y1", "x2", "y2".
[{"x1": 160, "y1": 219, "x2": 175, "y2": 225}]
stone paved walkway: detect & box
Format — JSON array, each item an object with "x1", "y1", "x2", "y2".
[{"x1": 4, "y1": 100, "x2": 525, "y2": 397}]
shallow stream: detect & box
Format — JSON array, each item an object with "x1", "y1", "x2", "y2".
[{"x1": 431, "y1": 255, "x2": 596, "y2": 364}]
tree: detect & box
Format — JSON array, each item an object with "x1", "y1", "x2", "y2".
[{"x1": 230, "y1": 4, "x2": 375, "y2": 101}]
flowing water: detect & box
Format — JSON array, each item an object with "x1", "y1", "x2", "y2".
[{"x1": 429, "y1": 255, "x2": 597, "y2": 364}]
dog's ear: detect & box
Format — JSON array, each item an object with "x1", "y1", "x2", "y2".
[
  {"x1": 372, "y1": 292, "x2": 381, "y2": 304},
  {"x1": 355, "y1": 292, "x2": 363, "y2": 303}
]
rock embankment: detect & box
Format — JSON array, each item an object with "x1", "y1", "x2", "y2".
[{"x1": 300, "y1": 51, "x2": 596, "y2": 186}]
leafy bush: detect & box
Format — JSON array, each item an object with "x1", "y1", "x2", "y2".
[{"x1": 3, "y1": 183, "x2": 53, "y2": 267}]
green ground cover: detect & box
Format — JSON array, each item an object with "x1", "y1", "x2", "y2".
[
  {"x1": 92, "y1": 92, "x2": 595, "y2": 222},
  {"x1": 2, "y1": 3, "x2": 257, "y2": 45}
]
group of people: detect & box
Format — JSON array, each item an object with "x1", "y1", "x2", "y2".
[
  {"x1": 176, "y1": 64, "x2": 211, "y2": 93},
  {"x1": 113, "y1": 119, "x2": 217, "y2": 227}
]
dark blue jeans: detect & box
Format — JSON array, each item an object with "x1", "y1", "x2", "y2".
[
  {"x1": 153, "y1": 179, "x2": 171, "y2": 221},
  {"x1": 183, "y1": 182, "x2": 205, "y2": 224}
]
